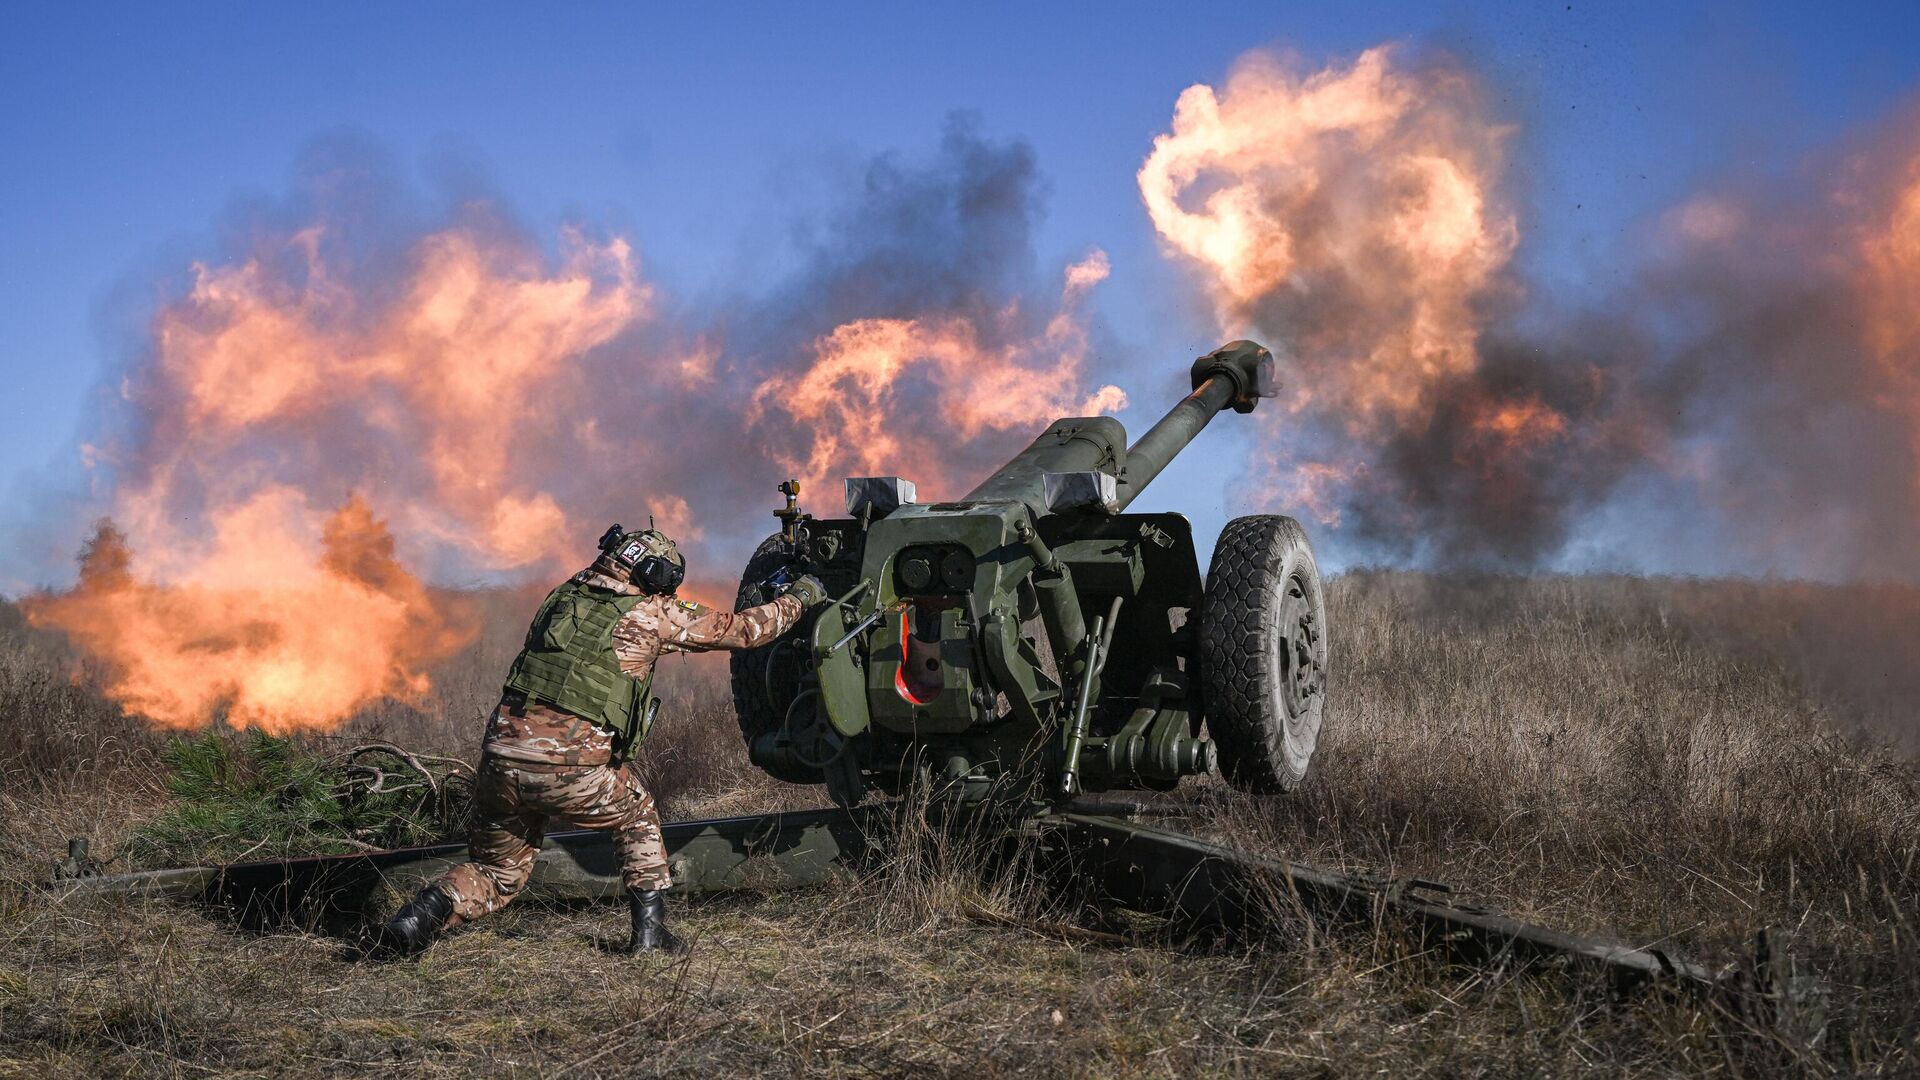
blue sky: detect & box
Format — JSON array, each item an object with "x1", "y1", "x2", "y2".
[{"x1": 4, "y1": 3, "x2": 1918, "y2": 587}]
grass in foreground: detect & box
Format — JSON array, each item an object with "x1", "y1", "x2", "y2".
[
  {"x1": 0, "y1": 877, "x2": 1772, "y2": 1079},
  {"x1": 0, "y1": 572, "x2": 1916, "y2": 1076}
]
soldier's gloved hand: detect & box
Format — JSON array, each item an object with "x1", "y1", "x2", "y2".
[{"x1": 784, "y1": 574, "x2": 829, "y2": 608}]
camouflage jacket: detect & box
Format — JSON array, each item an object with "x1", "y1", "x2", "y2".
[{"x1": 484, "y1": 571, "x2": 804, "y2": 766}]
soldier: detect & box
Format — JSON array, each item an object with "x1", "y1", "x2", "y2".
[{"x1": 374, "y1": 525, "x2": 826, "y2": 955}]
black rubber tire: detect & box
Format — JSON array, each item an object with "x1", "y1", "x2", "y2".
[
  {"x1": 1199, "y1": 515, "x2": 1329, "y2": 792},
  {"x1": 730, "y1": 534, "x2": 822, "y2": 785}
]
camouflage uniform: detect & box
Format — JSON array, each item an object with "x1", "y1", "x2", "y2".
[{"x1": 433, "y1": 569, "x2": 803, "y2": 927}]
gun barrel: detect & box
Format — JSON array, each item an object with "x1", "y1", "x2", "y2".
[
  {"x1": 960, "y1": 416, "x2": 1128, "y2": 509},
  {"x1": 1113, "y1": 340, "x2": 1273, "y2": 511},
  {"x1": 960, "y1": 339, "x2": 1272, "y2": 516}
]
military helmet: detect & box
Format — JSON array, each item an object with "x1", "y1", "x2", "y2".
[{"x1": 595, "y1": 524, "x2": 686, "y2": 595}]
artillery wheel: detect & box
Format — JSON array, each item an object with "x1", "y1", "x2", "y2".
[
  {"x1": 1199, "y1": 515, "x2": 1328, "y2": 792},
  {"x1": 731, "y1": 534, "x2": 824, "y2": 785}
]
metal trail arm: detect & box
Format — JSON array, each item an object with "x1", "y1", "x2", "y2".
[
  {"x1": 47, "y1": 807, "x2": 886, "y2": 925},
  {"x1": 1049, "y1": 814, "x2": 1729, "y2": 991},
  {"x1": 48, "y1": 803, "x2": 1809, "y2": 1023},
  {"x1": 1047, "y1": 812, "x2": 1821, "y2": 1032}
]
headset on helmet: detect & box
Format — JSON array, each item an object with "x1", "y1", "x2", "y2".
[{"x1": 598, "y1": 523, "x2": 686, "y2": 595}]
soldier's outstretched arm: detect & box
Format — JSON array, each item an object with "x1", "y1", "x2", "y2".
[{"x1": 653, "y1": 593, "x2": 807, "y2": 653}]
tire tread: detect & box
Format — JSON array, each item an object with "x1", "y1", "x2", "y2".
[{"x1": 1199, "y1": 515, "x2": 1327, "y2": 793}]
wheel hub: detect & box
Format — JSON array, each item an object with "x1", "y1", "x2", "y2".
[{"x1": 1277, "y1": 575, "x2": 1323, "y2": 718}]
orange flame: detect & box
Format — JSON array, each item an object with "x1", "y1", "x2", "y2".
[
  {"x1": 1140, "y1": 46, "x2": 1577, "y2": 529},
  {"x1": 29, "y1": 200, "x2": 1130, "y2": 730},
  {"x1": 1140, "y1": 46, "x2": 1519, "y2": 425},
  {"x1": 28, "y1": 220, "x2": 649, "y2": 731},
  {"x1": 750, "y1": 251, "x2": 1126, "y2": 497},
  {"x1": 26, "y1": 500, "x2": 471, "y2": 733},
  {"x1": 140, "y1": 224, "x2": 648, "y2": 569},
  {"x1": 1144, "y1": 46, "x2": 1920, "y2": 575},
  {"x1": 1467, "y1": 396, "x2": 1568, "y2": 451}
]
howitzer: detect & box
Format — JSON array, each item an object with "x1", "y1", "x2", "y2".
[
  {"x1": 733, "y1": 340, "x2": 1328, "y2": 806},
  {"x1": 46, "y1": 339, "x2": 1822, "y2": 1024}
]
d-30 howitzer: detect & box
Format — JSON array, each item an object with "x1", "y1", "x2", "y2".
[
  {"x1": 733, "y1": 340, "x2": 1329, "y2": 807},
  {"x1": 48, "y1": 338, "x2": 1819, "y2": 1021}
]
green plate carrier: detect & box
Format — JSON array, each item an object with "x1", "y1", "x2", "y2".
[{"x1": 503, "y1": 580, "x2": 657, "y2": 757}]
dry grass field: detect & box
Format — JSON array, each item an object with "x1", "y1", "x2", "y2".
[{"x1": 1, "y1": 572, "x2": 1916, "y2": 1077}]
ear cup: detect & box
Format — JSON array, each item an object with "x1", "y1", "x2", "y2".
[{"x1": 635, "y1": 553, "x2": 685, "y2": 595}]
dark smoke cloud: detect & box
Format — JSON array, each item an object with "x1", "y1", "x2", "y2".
[
  {"x1": 1161, "y1": 48, "x2": 1920, "y2": 581},
  {"x1": 1334, "y1": 330, "x2": 1656, "y2": 566},
  {"x1": 580, "y1": 112, "x2": 1121, "y2": 571},
  {"x1": 1333, "y1": 117, "x2": 1920, "y2": 581},
  {"x1": 765, "y1": 113, "x2": 1046, "y2": 331},
  {"x1": 621, "y1": 114, "x2": 1059, "y2": 537}
]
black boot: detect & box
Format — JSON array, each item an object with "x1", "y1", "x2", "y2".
[
  {"x1": 374, "y1": 884, "x2": 454, "y2": 955},
  {"x1": 625, "y1": 889, "x2": 684, "y2": 954}
]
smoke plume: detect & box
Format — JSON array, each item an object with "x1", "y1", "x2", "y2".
[
  {"x1": 24, "y1": 121, "x2": 1121, "y2": 731},
  {"x1": 1142, "y1": 46, "x2": 1920, "y2": 578},
  {"x1": 23, "y1": 50, "x2": 1920, "y2": 734}
]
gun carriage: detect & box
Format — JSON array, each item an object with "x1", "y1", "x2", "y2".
[{"x1": 733, "y1": 339, "x2": 1328, "y2": 808}]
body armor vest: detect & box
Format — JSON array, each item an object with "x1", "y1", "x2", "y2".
[{"x1": 502, "y1": 579, "x2": 656, "y2": 754}]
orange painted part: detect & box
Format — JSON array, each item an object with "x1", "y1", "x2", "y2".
[{"x1": 893, "y1": 609, "x2": 940, "y2": 706}]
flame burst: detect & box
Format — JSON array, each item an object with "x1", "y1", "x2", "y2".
[
  {"x1": 1139, "y1": 45, "x2": 1569, "y2": 552},
  {"x1": 141, "y1": 224, "x2": 648, "y2": 569},
  {"x1": 1140, "y1": 46, "x2": 1520, "y2": 423},
  {"x1": 29, "y1": 501, "x2": 470, "y2": 733},
  {"x1": 750, "y1": 251, "x2": 1125, "y2": 497},
  {"x1": 28, "y1": 218, "x2": 650, "y2": 730},
  {"x1": 1144, "y1": 45, "x2": 1920, "y2": 575}
]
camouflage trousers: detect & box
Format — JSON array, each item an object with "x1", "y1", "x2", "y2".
[{"x1": 435, "y1": 755, "x2": 669, "y2": 925}]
